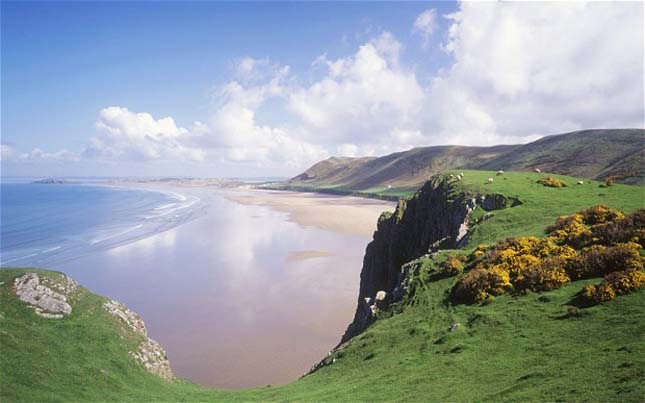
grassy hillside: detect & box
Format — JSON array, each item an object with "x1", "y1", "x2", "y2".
[
  {"x1": 444, "y1": 170, "x2": 644, "y2": 247},
  {"x1": 2, "y1": 170, "x2": 643, "y2": 402},
  {"x1": 287, "y1": 129, "x2": 644, "y2": 191},
  {"x1": 479, "y1": 129, "x2": 645, "y2": 185}
]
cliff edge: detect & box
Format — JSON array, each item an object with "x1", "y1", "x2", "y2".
[{"x1": 341, "y1": 174, "x2": 520, "y2": 342}]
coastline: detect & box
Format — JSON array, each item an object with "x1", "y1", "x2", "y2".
[
  {"x1": 225, "y1": 188, "x2": 395, "y2": 238},
  {"x1": 32, "y1": 182, "x2": 394, "y2": 389}
]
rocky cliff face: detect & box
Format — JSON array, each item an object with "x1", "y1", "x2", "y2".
[{"x1": 340, "y1": 176, "x2": 518, "y2": 343}]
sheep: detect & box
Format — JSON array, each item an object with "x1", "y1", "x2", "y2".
[
  {"x1": 576, "y1": 180, "x2": 584, "y2": 185},
  {"x1": 449, "y1": 174, "x2": 454, "y2": 178},
  {"x1": 534, "y1": 168, "x2": 542, "y2": 173},
  {"x1": 459, "y1": 172, "x2": 464, "y2": 177},
  {"x1": 487, "y1": 178, "x2": 494, "y2": 184},
  {"x1": 496, "y1": 170, "x2": 504, "y2": 176},
  {"x1": 456, "y1": 176, "x2": 462, "y2": 181}
]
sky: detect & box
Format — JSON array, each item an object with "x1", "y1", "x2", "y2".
[{"x1": 1, "y1": 1, "x2": 643, "y2": 178}]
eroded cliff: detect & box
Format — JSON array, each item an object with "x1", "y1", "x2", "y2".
[{"x1": 340, "y1": 175, "x2": 519, "y2": 343}]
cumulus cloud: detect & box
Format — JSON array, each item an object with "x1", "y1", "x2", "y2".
[
  {"x1": 288, "y1": 32, "x2": 425, "y2": 153},
  {"x1": 413, "y1": 8, "x2": 438, "y2": 48},
  {"x1": 5, "y1": 2, "x2": 643, "y2": 175},
  {"x1": 84, "y1": 106, "x2": 204, "y2": 161},
  {"x1": 426, "y1": 1, "x2": 644, "y2": 145}
]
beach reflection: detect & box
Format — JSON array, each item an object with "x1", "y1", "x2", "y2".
[{"x1": 53, "y1": 189, "x2": 374, "y2": 389}]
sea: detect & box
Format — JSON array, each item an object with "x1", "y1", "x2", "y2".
[
  {"x1": 0, "y1": 179, "x2": 385, "y2": 389},
  {"x1": 0, "y1": 180, "x2": 203, "y2": 267}
]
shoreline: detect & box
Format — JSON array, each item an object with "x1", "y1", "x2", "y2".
[
  {"x1": 225, "y1": 188, "x2": 395, "y2": 239},
  {"x1": 30, "y1": 182, "x2": 395, "y2": 389}
]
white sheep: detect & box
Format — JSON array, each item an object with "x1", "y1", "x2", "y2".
[
  {"x1": 449, "y1": 174, "x2": 454, "y2": 178},
  {"x1": 456, "y1": 176, "x2": 462, "y2": 181},
  {"x1": 576, "y1": 180, "x2": 584, "y2": 185},
  {"x1": 534, "y1": 168, "x2": 542, "y2": 173},
  {"x1": 496, "y1": 170, "x2": 504, "y2": 176},
  {"x1": 459, "y1": 172, "x2": 464, "y2": 177},
  {"x1": 487, "y1": 178, "x2": 494, "y2": 184}
]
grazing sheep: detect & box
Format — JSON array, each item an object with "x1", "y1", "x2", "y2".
[
  {"x1": 496, "y1": 170, "x2": 504, "y2": 176},
  {"x1": 456, "y1": 176, "x2": 461, "y2": 181},
  {"x1": 459, "y1": 172, "x2": 464, "y2": 177},
  {"x1": 449, "y1": 174, "x2": 454, "y2": 178},
  {"x1": 534, "y1": 168, "x2": 542, "y2": 173},
  {"x1": 487, "y1": 178, "x2": 494, "y2": 184},
  {"x1": 576, "y1": 180, "x2": 584, "y2": 185}
]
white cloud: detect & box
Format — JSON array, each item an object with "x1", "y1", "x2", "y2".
[
  {"x1": 426, "y1": 1, "x2": 644, "y2": 145},
  {"x1": 287, "y1": 32, "x2": 425, "y2": 154},
  {"x1": 84, "y1": 106, "x2": 205, "y2": 161},
  {"x1": 5, "y1": 2, "x2": 643, "y2": 175},
  {"x1": 199, "y1": 66, "x2": 329, "y2": 168},
  {"x1": 0, "y1": 143, "x2": 16, "y2": 161},
  {"x1": 1, "y1": 143, "x2": 80, "y2": 163},
  {"x1": 413, "y1": 8, "x2": 438, "y2": 48}
]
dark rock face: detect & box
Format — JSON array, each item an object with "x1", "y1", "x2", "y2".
[{"x1": 340, "y1": 177, "x2": 516, "y2": 343}]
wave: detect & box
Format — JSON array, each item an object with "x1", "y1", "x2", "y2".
[
  {"x1": 1, "y1": 183, "x2": 206, "y2": 267},
  {"x1": 1, "y1": 245, "x2": 62, "y2": 264},
  {"x1": 89, "y1": 224, "x2": 144, "y2": 245}
]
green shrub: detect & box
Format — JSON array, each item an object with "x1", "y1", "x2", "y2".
[
  {"x1": 537, "y1": 177, "x2": 567, "y2": 187},
  {"x1": 567, "y1": 242, "x2": 642, "y2": 280},
  {"x1": 452, "y1": 267, "x2": 512, "y2": 304},
  {"x1": 515, "y1": 257, "x2": 571, "y2": 292},
  {"x1": 438, "y1": 255, "x2": 465, "y2": 277},
  {"x1": 592, "y1": 210, "x2": 645, "y2": 248},
  {"x1": 452, "y1": 206, "x2": 644, "y2": 306},
  {"x1": 580, "y1": 269, "x2": 645, "y2": 304}
]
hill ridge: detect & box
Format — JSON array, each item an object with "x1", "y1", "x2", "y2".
[{"x1": 289, "y1": 129, "x2": 644, "y2": 190}]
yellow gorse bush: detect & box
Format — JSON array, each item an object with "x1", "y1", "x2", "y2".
[
  {"x1": 453, "y1": 206, "x2": 645, "y2": 304},
  {"x1": 537, "y1": 177, "x2": 567, "y2": 187}
]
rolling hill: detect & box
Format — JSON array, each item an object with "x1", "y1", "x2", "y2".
[{"x1": 288, "y1": 129, "x2": 644, "y2": 192}]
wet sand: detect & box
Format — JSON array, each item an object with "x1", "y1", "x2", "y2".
[
  {"x1": 286, "y1": 250, "x2": 334, "y2": 262},
  {"x1": 226, "y1": 189, "x2": 394, "y2": 238},
  {"x1": 52, "y1": 187, "x2": 394, "y2": 389}
]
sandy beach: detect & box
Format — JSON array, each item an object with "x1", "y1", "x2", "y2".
[
  {"x1": 51, "y1": 184, "x2": 395, "y2": 389},
  {"x1": 226, "y1": 188, "x2": 395, "y2": 238}
]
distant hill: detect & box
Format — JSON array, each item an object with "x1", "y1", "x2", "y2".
[{"x1": 289, "y1": 129, "x2": 644, "y2": 190}]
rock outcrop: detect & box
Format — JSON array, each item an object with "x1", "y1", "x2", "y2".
[
  {"x1": 340, "y1": 176, "x2": 519, "y2": 343},
  {"x1": 13, "y1": 273, "x2": 77, "y2": 319},
  {"x1": 103, "y1": 299, "x2": 174, "y2": 380}
]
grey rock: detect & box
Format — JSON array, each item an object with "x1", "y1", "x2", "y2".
[
  {"x1": 103, "y1": 299, "x2": 174, "y2": 380},
  {"x1": 14, "y1": 273, "x2": 75, "y2": 318}
]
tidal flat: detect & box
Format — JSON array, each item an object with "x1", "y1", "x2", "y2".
[{"x1": 51, "y1": 185, "x2": 394, "y2": 389}]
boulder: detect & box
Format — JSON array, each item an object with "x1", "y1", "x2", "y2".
[{"x1": 13, "y1": 273, "x2": 75, "y2": 318}]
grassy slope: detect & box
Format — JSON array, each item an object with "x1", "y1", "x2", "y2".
[
  {"x1": 444, "y1": 170, "x2": 644, "y2": 247},
  {"x1": 288, "y1": 129, "x2": 644, "y2": 190},
  {"x1": 2, "y1": 170, "x2": 644, "y2": 402}
]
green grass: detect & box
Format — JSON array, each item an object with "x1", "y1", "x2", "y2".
[
  {"x1": 3, "y1": 266, "x2": 643, "y2": 402},
  {"x1": 2, "y1": 170, "x2": 644, "y2": 401},
  {"x1": 443, "y1": 170, "x2": 644, "y2": 247}
]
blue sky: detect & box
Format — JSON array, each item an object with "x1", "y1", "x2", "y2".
[{"x1": 1, "y1": 1, "x2": 643, "y2": 177}]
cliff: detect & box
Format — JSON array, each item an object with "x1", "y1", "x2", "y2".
[{"x1": 340, "y1": 175, "x2": 520, "y2": 342}]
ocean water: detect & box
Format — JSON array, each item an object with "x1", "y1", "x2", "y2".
[
  {"x1": 0, "y1": 181, "x2": 203, "y2": 266},
  {"x1": 1, "y1": 181, "x2": 389, "y2": 388}
]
